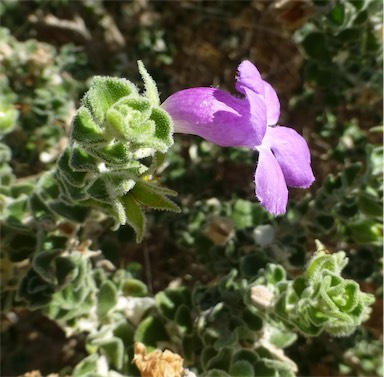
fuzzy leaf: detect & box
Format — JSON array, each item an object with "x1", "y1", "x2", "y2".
[
  {"x1": 72, "y1": 354, "x2": 99, "y2": 377},
  {"x1": 17, "y1": 269, "x2": 55, "y2": 308},
  {"x1": 33, "y1": 249, "x2": 62, "y2": 284},
  {"x1": 87, "y1": 176, "x2": 113, "y2": 203},
  {"x1": 229, "y1": 360, "x2": 254, "y2": 377},
  {"x1": 131, "y1": 181, "x2": 180, "y2": 212},
  {"x1": 71, "y1": 106, "x2": 108, "y2": 145},
  {"x1": 134, "y1": 316, "x2": 169, "y2": 347},
  {"x1": 137, "y1": 179, "x2": 178, "y2": 197},
  {"x1": 29, "y1": 193, "x2": 56, "y2": 224},
  {"x1": 97, "y1": 280, "x2": 118, "y2": 320},
  {"x1": 0, "y1": 106, "x2": 18, "y2": 134},
  {"x1": 48, "y1": 200, "x2": 91, "y2": 223},
  {"x1": 147, "y1": 107, "x2": 174, "y2": 152},
  {"x1": 206, "y1": 347, "x2": 232, "y2": 372},
  {"x1": 174, "y1": 305, "x2": 193, "y2": 333},
  {"x1": 138, "y1": 60, "x2": 160, "y2": 106},
  {"x1": 119, "y1": 193, "x2": 145, "y2": 242},
  {"x1": 69, "y1": 145, "x2": 98, "y2": 173},
  {"x1": 56, "y1": 172, "x2": 89, "y2": 202},
  {"x1": 122, "y1": 279, "x2": 148, "y2": 297},
  {"x1": 106, "y1": 97, "x2": 155, "y2": 143},
  {"x1": 98, "y1": 338, "x2": 125, "y2": 370},
  {"x1": 82, "y1": 76, "x2": 138, "y2": 124},
  {"x1": 57, "y1": 150, "x2": 88, "y2": 188}
]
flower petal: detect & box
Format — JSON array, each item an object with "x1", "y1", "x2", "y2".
[
  {"x1": 255, "y1": 146, "x2": 288, "y2": 216},
  {"x1": 162, "y1": 87, "x2": 266, "y2": 147},
  {"x1": 242, "y1": 86, "x2": 267, "y2": 146},
  {"x1": 263, "y1": 81, "x2": 280, "y2": 126},
  {"x1": 263, "y1": 126, "x2": 315, "y2": 188},
  {"x1": 235, "y1": 60, "x2": 265, "y2": 95}
]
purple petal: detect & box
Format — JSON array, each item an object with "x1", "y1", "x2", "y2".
[
  {"x1": 263, "y1": 81, "x2": 280, "y2": 126},
  {"x1": 162, "y1": 87, "x2": 266, "y2": 147},
  {"x1": 235, "y1": 60, "x2": 265, "y2": 96},
  {"x1": 242, "y1": 86, "x2": 267, "y2": 146},
  {"x1": 263, "y1": 126, "x2": 315, "y2": 188},
  {"x1": 255, "y1": 146, "x2": 288, "y2": 216}
]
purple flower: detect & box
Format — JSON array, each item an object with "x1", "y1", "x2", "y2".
[{"x1": 162, "y1": 60, "x2": 315, "y2": 215}]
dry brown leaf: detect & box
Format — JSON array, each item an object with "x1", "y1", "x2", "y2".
[{"x1": 133, "y1": 342, "x2": 184, "y2": 377}]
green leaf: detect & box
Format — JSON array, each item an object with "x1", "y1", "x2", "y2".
[
  {"x1": 262, "y1": 358, "x2": 296, "y2": 377},
  {"x1": 148, "y1": 107, "x2": 174, "y2": 152},
  {"x1": 69, "y1": 145, "x2": 98, "y2": 173},
  {"x1": 174, "y1": 305, "x2": 193, "y2": 333},
  {"x1": 3, "y1": 196, "x2": 30, "y2": 230},
  {"x1": 106, "y1": 106, "x2": 155, "y2": 144},
  {"x1": 353, "y1": 9, "x2": 368, "y2": 25},
  {"x1": 97, "y1": 280, "x2": 118, "y2": 320},
  {"x1": 55, "y1": 256, "x2": 77, "y2": 287},
  {"x1": 119, "y1": 193, "x2": 146, "y2": 242},
  {"x1": 36, "y1": 172, "x2": 61, "y2": 199},
  {"x1": 56, "y1": 172, "x2": 89, "y2": 202},
  {"x1": 8, "y1": 231, "x2": 37, "y2": 262},
  {"x1": 347, "y1": 220, "x2": 382, "y2": 244},
  {"x1": 358, "y1": 192, "x2": 382, "y2": 217},
  {"x1": 29, "y1": 193, "x2": 56, "y2": 224},
  {"x1": 206, "y1": 347, "x2": 232, "y2": 372},
  {"x1": 136, "y1": 180, "x2": 178, "y2": 197},
  {"x1": 0, "y1": 106, "x2": 18, "y2": 135},
  {"x1": 87, "y1": 176, "x2": 113, "y2": 203},
  {"x1": 82, "y1": 76, "x2": 138, "y2": 124},
  {"x1": 342, "y1": 163, "x2": 362, "y2": 186},
  {"x1": 229, "y1": 360, "x2": 254, "y2": 377},
  {"x1": 270, "y1": 330, "x2": 297, "y2": 349},
  {"x1": 113, "y1": 321, "x2": 135, "y2": 347},
  {"x1": 17, "y1": 269, "x2": 55, "y2": 308},
  {"x1": 338, "y1": 28, "x2": 361, "y2": 43},
  {"x1": 131, "y1": 181, "x2": 180, "y2": 212},
  {"x1": 138, "y1": 60, "x2": 160, "y2": 106},
  {"x1": 33, "y1": 249, "x2": 62, "y2": 284},
  {"x1": 72, "y1": 354, "x2": 99, "y2": 377},
  {"x1": 232, "y1": 199, "x2": 254, "y2": 229},
  {"x1": 201, "y1": 347, "x2": 217, "y2": 371},
  {"x1": 134, "y1": 316, "x2": 169, "y2": 347},
  {"x1": 0, "y1": 143, "x2": 12, "y2": 162},
  {"x1": 48, "y1": 200, "x2": 91, "y2": 223},
  {"x1": 106, "y1": 174, "x2": 136, "y2": 197},
  {"x1": 232, "y1": 349, "x2": 260, "y2": 365},
  {"x1": 98, "y1": 338, "x2": 125, "y2": 369},
  {"x1": 242, "y1": 309, "x2": 263, "y2": 331},
  {"x1": 43, "y1": 235, "x2": 68, "y2": 251},
  {"x1": 57, "y1": 150, "x2": 88, "y2": 188},
  {"x1": 348, "y1": 0, "x2": 364, "y2": 10},
  {"x1": 156, "y1": 289, "x2": 188, "y2": 320},
  {"x1": 328, "y1": 2, "x2": 345, "y2": 25},
  {"x1": 71, "y1": 106, "x2": 108, "y2": 145},
  {"x1": 122, "y1": 278, "x2": 148, "y2": 297}
]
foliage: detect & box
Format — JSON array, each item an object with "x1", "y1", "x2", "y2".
[
  {"x1": 45, "y1": 62, "x2": 178, "y2": 241},
  {"x1": 0, "y1": 1, "x2": 382, "y2": 377},
  {"x1": 248, "y1": 243, "x2": 375, "y2": 337}
]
